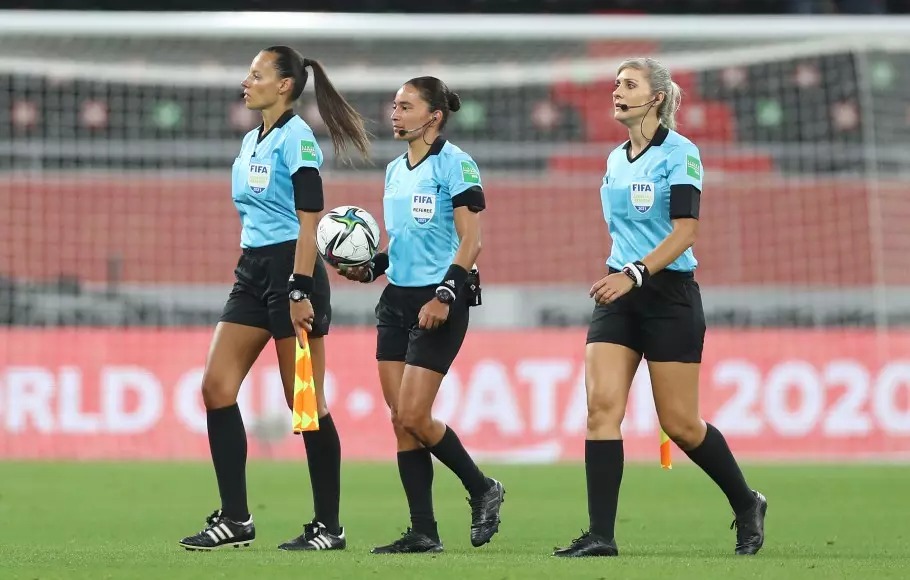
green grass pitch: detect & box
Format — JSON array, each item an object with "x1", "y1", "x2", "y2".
[{"x1": 1, "y1": 461, "x2": 908, "y2": 579}]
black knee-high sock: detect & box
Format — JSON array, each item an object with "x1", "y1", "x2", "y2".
[
  {"x1": 586, "y1": 439, "x2": 623, "y2": 540},
  {"x1": 683, "y1": 423, "x2": 756, "y2": 514},
  {"x1": 301, "y1": 413, "x2": 342, "y2": 534},
  {"x1": 428, "y1": 426, "x2": 490, "y2": 497},
  {"x1": 207, "y1": 404, "x2": 249, "y2": 522},
  {"x1": 397, "y1": 449, "x2": 438, "y2": 541}
]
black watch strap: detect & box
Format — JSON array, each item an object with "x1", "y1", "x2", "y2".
[{"x1": 435, "y1": 286, "x2": 456, "y2": 305}]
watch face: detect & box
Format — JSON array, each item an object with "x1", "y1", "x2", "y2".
[
  {"x1": 435, "y1": 289, "x2": 454, "y2": 304},
  {"x1": 290, "y1": 290, "x2": 303, "y2": 301}
]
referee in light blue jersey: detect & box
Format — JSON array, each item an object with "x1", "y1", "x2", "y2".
[
  {"x1": 553, "y1": 58, "x2": 767, "y2": 558},
  {"x1": 340, "y1": 77, "x2": 504, "y2": 554},
  {"x1": 179, "y1": 46, "x2": 370, "y2": 553}
]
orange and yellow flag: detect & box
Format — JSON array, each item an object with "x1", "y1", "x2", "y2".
[
  {"x1": 660, "y1": 428, "x2": 672, "y2": 469},
  {"x1": 292, "y1": 334, "x2": 319, "y2": 433}
]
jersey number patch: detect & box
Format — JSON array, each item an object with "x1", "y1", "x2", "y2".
[
  {"x1": 411, "y1": 193, "x2": 436, "y2": 225},
  {"x1": 248, "y1": 162, "x2": 271, "y2": 194},
  {"x1": 630, "y1": 182, "x2": 655, "y2": 214}
]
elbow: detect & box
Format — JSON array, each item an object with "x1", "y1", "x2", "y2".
[
  {"x1": 684, "y1": 231, "x2": 697, "y2": 249},
  {"x1": 678, "y1": 220, "x2": 698, "y2": 249}
]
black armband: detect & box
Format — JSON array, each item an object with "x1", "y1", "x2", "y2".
[
  {"x1": 452, "y1": 186, "x2": 486, "y2": 213},
  {"x1": 287, "y1": 273, "x2": 314, "y2": 294},
  {"x1": 621, "y1": 261, "x2": 650, "y2": 288},
  {"x1": 436, "y1": 264, "x2": 469, "y2": 303},
  {"x1": 364, "y1": 252, "x2": 389, "y2": 282},
  {"x1": 292, "y1": 167, "x2": 324, "y2": 212},
  {"x1": 670, "y1": 184, "x2": 700, "y2": 219}
]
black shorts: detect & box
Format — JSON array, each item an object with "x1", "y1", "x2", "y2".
[
  {"x1": 375, "y1": 284, "x2": 470, "y2": 375},
  {"x1": 586, "y1": 268, "x2": 706, "y2": 363},
  {"x1": 219, "y1": 240, "x2": 332, "y2": 339}
]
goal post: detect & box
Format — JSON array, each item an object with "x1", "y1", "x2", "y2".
[
  {"x1": 2, "y1": 11, "x2": 909, "y2": 328},
  {"x1": 1, "y1": 10, "x2": 910, "y2": 463}
]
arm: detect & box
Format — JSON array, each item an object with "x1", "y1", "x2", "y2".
[
  {"x1": 294, "y1": 209, "x2": 320, "y2": 278},
  {"x1": 436, "y1": 154, "x2": 485, "y2": 299},
  {"x1": 288, "y1": 167, "x2": 324, "y2": 284},
  {"x1": 451, "y1": 206, "x2": 482, "y2": 271},
  {"x1": 641, "y1": 216, "x2": 698, "y2": 275},
  {"x1": 435, "y1": 186, "x2": 485, "y2": 303},
  {"x1": 287, "y1": 167, "x2": 324, "y2": 340},
  {"x1": 284, "y1": 128, "x2": 324, "y2": 292}
]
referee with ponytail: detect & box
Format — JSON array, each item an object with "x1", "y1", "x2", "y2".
[
  {"x1": 179, "y1": 46, "x2": 370, "y2": 552},
  {"x1": 553, "y1": 58, "x2": 767, "y2": 558}
]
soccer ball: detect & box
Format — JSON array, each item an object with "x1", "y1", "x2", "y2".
[{"x1": 316, "y1": 205, "x2": 381, "y2": 267}]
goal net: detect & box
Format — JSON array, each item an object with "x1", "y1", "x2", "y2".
[{"x1": 1, "y1": 12, "x2": 909, "y2": 463}]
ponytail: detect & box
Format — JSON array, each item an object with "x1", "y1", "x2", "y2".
[
  {"x1": 660, "y1": 81, "x2": 682, "y2": 130},
  {"x1": 304, "y1": 58, "x2": 371, "y2": 162}
]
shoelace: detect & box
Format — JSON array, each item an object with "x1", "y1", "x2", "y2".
[
  {"x1": 391, "y1": 527, "x2": 421, "y2": 548},
  {"x1": 302, "y1": 522, "x2": 324, "y2": 541},
  {"x1": 571, "y1": 530, "x2": 592, "y2": 545},
  {"x1": 468, "y1": 495, "x2": 484, "y2": 516},
  {"x1": 193, "y1": 510, "x2": 223, "y2": 536}
]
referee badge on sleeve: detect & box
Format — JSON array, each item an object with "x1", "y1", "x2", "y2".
[
  {"x1": 247, "y1": 162, "x2": 271, "y2": 194},
  {"x1": 630, "y1": 182, "x2": 654, "y2": 214}
]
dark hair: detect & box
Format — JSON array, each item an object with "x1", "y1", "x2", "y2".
[
  {"x1": 405, "y1": 76, "x2": 461, "y2": 130},
  {"x1": 264, "y1": 45, "x2": 371, "y2": 162}
]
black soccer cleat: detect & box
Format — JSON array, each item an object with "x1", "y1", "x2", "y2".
[
  {"x1": 370, "y1": 528, "x2": 444, "y2": 554},
  {"x1": 179, "y1": 509, "x2": 255, "y2": 551},
  {"x1": 278, "y1": 521, "x2": 346, "y2": 551},
  {"x1": 468, "y1": 478, "x2": 505, "y2": 547},
  {"x1": 731, "y1": 490, "x2": 768, "y2": 555},
  {"x1": 553, "y1": 530, "x2": 619, "y2": 557}
]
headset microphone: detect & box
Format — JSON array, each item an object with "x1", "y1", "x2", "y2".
[
  {"x1": 618, "y1": 98, "x2": 658, "y2": 112},
  {"x1": 396, "y1": 117, "x2": 435, "y2": 137}
]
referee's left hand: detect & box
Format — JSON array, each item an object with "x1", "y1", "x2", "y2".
[
  {"x1": 418, "y1": 298, "x2": 449, "y2": 330},
  {"x1": 590, "y1": 273, "x2": 635, "y2": 305},
  {"x1": 290, "y1": 299, "x2": 315, "y2": 347}
]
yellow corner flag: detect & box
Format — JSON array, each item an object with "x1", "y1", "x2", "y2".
[
  {"x1": 660, "y1": 428, "x2": 672, "y2": 470},
  {"x1": 292, "y1": 334, "x2": 319, "y2": 433}
]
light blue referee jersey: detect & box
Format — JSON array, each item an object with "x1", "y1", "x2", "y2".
[
  {"x1": 231, "y1": 110, "x2": 323, "y2": 248},
  {"x1": 601, "y1": 125, "x2": 703, "y2": 272},
  {"x1": 383, "y1": 138, "x2": 483, "y2": 287}
]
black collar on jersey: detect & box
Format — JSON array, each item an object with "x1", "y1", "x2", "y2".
[
  {"x1": 404, "y1": 136, "x2": 446, "y2": 171},
  {"x1": 623, "y1": 124, "x2": 669, "y2": 163},
  {"x1": 257, "y1": 109, "x2": 296, "y2": 144}
]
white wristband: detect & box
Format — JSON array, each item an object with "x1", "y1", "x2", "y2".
[{"x1": 622, "y1": 262, "x2": 643, "y2": 287}]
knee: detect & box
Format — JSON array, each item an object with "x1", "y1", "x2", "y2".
[
  {"x1": 586, "y1": 392, "x2": 625, "y2": 432},
  {"x1": 659, "y1": 415, "x2": 706, "y2": 450},
  {"x1": 397, "y1": 408, "x2": 431, "y2": 439},
  {"x1": 201, "y1": 373, "x2": 237, "y2": 410},
  {"x1": 388, "y1": 408, "x2": 408, "y2": 437}
]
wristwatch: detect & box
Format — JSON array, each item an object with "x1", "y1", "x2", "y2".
[
  {"x1": 289, "y1": 289, "x2": 309, "y2": 303},
  {"x1": 435, "y1": 287, "x2": 455, "y2": 305}
]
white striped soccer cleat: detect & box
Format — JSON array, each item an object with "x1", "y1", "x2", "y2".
[
  {"x1": 179, "y1": 509, "x2": 255, "y2": 551},
  {"x1": 278, "y1": 521, "x2": 346, "y2": 551}
]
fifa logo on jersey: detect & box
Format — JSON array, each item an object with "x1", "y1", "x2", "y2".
[
  {"x1": 411, "y1": 193, "x2": 436, "y2": 225},
  {"x1": 247, "y1": 162, "x2": 271, "y2": 194},
  {"x1": 630, "y1": 182, "x2": 655, "y2": 214}
]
